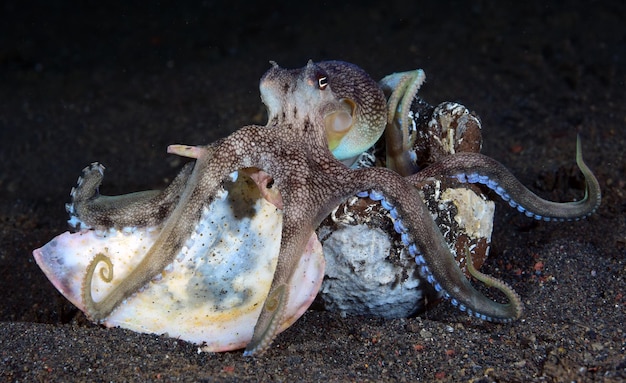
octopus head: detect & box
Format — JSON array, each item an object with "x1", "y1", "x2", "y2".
[
  {"x1": 260, "y1": 60, "x2": 343, "y2": 126},
  {"x1": 260, "y1": 61, "x2": 388, "y2": 164}
]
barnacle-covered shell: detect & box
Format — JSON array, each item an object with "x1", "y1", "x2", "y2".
[{"x1": 317, "y1": 100, "x2": 494, "y2": 318}]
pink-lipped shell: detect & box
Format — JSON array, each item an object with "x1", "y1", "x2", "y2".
[{"x1": 34, "y1": 175, "x2": 325, "y2": 352}]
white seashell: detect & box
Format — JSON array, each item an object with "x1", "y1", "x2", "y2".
[{"x1": 33, "y1": 176, "x2": 325, "y2": 352}]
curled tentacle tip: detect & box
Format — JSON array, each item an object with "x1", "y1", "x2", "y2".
[
  {"x1": 464, "y1": 246, "x2": 523, "y2": 321},
  {"x1": 574, "y1": 135, "x2": 602, "y2": 215}
]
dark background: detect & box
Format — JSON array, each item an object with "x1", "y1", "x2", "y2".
[{"x1": 1, "y1": 1, "x2": 624, "y2": 381}]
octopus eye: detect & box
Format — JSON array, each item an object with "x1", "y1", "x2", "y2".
[{"x1": 318, "y1": 76, "x2": 328, "y2": 90}]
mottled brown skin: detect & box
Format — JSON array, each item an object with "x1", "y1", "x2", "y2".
[
  {"x1": 408, "y1": 137, "x2": 601, "y2": 222},
  {"x1": 68, "y1": 60, "x2": 601, "y2": 356}
]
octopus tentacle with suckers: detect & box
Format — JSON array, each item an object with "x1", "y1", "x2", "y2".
[{"x1": 33, "y1": 60, "x2": 600, "y2": 356}]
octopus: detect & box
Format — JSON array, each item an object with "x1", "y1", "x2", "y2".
[{"x1": 33, "y1": 60, "x2": 601, "y2": 356}]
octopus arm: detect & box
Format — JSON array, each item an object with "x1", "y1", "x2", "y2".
[
  {"x1": 350, "y1": 167, "x2": 523, "y2": 322},
  {"x1": 243, "y1": 215, "x2": 317, "y2": 356},
  {"x1": 380, "y1": 69, "x2": 426, "y2": 176},
  {"x1": 409, "y1": 136, "x2": 601, "y2": 221},
  {"x1": 68, "y1": 162, "x2": 193, "y2": 230},
  {"x1": 244, "y1": 159, "x2": 364, "y2": 355},
  {"x1": 81, "y1": 158, "x2": 209, "y2": 320}
]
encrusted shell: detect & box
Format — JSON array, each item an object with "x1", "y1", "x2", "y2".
[{"x1": 316, "y1": 100, "x2": 494, "y2": 318}]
